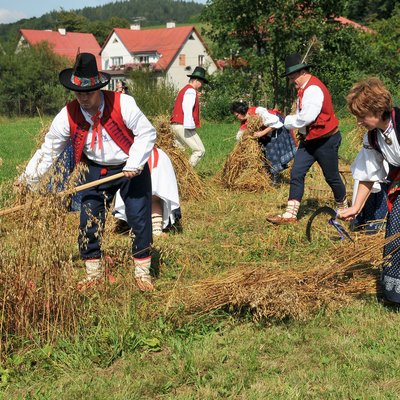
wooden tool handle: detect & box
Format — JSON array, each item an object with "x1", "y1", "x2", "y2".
[{"x1": 0, "y1": 171, "x2": 126, "y2": 217}]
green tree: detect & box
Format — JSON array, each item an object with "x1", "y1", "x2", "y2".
[
  {"x1": 56, "y1": 11, "x2": 90, "y2": 33},
  {"x1": 201, "y1": 0, "x2": 345, "y2": 111},
  {"x1": 87, "y1": 17, "x2": 130, "y2": 46},
  {"x1": 0, "y1": 43, "x2": 69, "y2": 116},
  {"x1": 344, "y1": 0, "x2": 398, "y2": 23},
  {"x1": 127, "y1": 68, "x2": 177, "y2": 118},
  {"x1": 201, "y1": 0, "x2": 399, "y2": 117}
]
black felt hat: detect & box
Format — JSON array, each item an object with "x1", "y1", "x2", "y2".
[
  {"x1": 281, "y1": 53, "x2": 313, "y2": 77},
  {"x1": 59, "y1": 53, "x2": 110, "y2": 92}
]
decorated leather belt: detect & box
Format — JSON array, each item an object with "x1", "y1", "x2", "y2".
[{"x1": 87, "y1": 160, "x2": 126, "y2": 176}]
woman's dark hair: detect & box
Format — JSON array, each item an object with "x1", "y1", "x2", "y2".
[{"x1": 230, "y1": 101, "x2": 249, "y2": 116}]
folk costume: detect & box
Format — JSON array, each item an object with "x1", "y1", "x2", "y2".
[
  {"x1": 170, "y1": 66, "x2": 208, "y2": 166},
  {"x1": 267, "y1": 53, "x2": 346, "y2": 224},
  {"x1": 19, "y1": 53, "x2": 156, "y2": 291},
  {"x1": 113, "y1": 147, "x2": 181, "y2": 235},
  {"x1": 351, "y1": 107, "x2": 400, "y2": 303},
  {"x1": 237, "y1": 106, "x2": 297, "y2": 184}
]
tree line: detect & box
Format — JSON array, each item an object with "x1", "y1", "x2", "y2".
[
  {"x1": 0, "y1": 0, "x2": 204, "y2": 51},
  {"x1": 201, "y1": 0, "x2": 400, "y2": 119},
  {"x1": 0, "y1": 0, "x2": 398, "y2": 117}
]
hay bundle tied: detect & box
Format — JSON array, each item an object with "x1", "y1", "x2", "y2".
[
  {"x1": 222, "y1": 115, "x2": 272, "y2": 192},
  {"x1": 153, "y1": 114, "x2": 206, "y2": 201}
]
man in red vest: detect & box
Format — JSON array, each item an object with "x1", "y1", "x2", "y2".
[
  {"x1": 267, "y1": 53, "x2": 347, "y2": 224},
  {"x1": 18, "y1": 53, "x2": 156, "y2": 291},
  {"x1": 170, "y1": 66, "x2": 208, "y2": 166}
]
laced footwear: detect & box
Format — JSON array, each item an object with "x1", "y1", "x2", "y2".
[
  {"x1": 77, "y1": 258, "x2": 104, "y2": 290},
  {"x1": 152, "y1": 214, "x2": 165, "y2": 237},
  {"x1": 266, "y1": 215, "x2": 298, "y2": 225},
  {"x1": 134, "y1": 256, "x2": 154, "y2": 291},
  {"x1": 267, "y1": 200, "x2": 300, "y2": 225}
]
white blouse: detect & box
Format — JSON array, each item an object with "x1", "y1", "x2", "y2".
[
  {"x1": 255, "y1": 107, "x2": 283, "y2": 129},
  {"x1": 351, "y1": 120, "x2": 399, "y2": 183}
]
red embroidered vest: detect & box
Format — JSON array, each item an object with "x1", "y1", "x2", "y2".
[
  {"x1": 170, "y1": 84, "x2": 200, "y2": 128},
  {"x1": 67, "y1": 91, "x2": 135, "y2": 164},
  {"x1": 298, "y1": 75, "x2": 338, "y2": 141}
]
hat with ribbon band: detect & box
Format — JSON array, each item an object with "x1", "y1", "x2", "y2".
[
  {"x1": 187, "y1": 66, "x2": 209, "y2": 84},
  {"x1": 281, "y1": 53, "x2": 313, "y2": 77},
  {"x1": 59, "y1": 53, "x2": 111, "y2": 92}
]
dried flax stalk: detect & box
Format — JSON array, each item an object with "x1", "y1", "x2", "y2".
[
  {"x1": 222, "y1": 115, "x2": 272, "y2": 192},
  {"x1": 153, "y1": 115, "x2": 206, "y2": 201},
  {"x1": 176, "y1": 233, "x2": 399, "y2": 322}
]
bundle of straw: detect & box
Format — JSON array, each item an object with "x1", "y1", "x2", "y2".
[
  {"x1": 221, "y1": 115, "x2": 272, "y2": 192},
  {"x1": 153, "y1": 115, "x2": 206, "y2": 201},
  {"x1": 174, "y1": 233, "x2": 396, "y2": 322}
]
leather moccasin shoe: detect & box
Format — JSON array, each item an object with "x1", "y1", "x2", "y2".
[{"x1": 266, "y1": 215, "x2": 298, "y2": 225}]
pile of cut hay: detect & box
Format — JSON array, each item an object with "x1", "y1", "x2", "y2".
[
  {"x1": 153, "y1": 115, "x2": 206, "y2": 201},
  {"x1": 172, "y1": 233, "x2": 397, "y2": 322},
  {"x1": 221, "y1": 115, "x2": 272, "y2": 192}
]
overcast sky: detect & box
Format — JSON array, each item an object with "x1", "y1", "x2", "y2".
[{"x1": 0, "y1": 0, "x2": 207, "y2": 24}]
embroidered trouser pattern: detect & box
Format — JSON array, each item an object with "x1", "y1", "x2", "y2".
[{"x1": 79, "y1": 163, "x2": 152, "y2": 260}]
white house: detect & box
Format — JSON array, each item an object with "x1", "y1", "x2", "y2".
[{"x1": 100, "y1": 24, "x2": 219, "y2": 90}]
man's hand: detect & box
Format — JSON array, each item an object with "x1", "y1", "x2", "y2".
[{"x1": 123, "y1": 168, "x2": 142, "y2": 179}]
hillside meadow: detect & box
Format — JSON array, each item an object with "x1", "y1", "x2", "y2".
[{"x1": 1, "y1": 116, "x2": 399, "y2": 399}]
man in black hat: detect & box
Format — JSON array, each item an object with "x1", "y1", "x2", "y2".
[
  {"x1": 170, "y1": 66, "x2": 208, "y2": 166},
  {"x1": 19, "y1": 53, "x2": 156, "y2": 291},
  {"x1": 267, "y1": 53, "x2": 347, "y2": 224}
]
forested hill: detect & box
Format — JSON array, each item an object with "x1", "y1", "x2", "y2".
[
  {"x1": 78, "y1": 0, "x2": 204, "y2": 25},
  {"x1": 0, "y1": 0, "x2": 205, "y2": 48}
]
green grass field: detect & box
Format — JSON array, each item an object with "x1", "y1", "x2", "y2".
[{"x1": 1, "y1": 116, "x2": 397, "y2": 400}]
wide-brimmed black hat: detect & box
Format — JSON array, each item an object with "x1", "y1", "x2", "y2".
[
  {"x1": 281, "y1": 53, "x2": 313, "y2": 77},
  {"x1": 59, "y1": 53, "x2": 110, "y2": 92},
  {"x1": 187, "y1": 66, "x2": 209, "y2": 84}
]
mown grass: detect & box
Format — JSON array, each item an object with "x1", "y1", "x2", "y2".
[{"x1": 0, "y1": 115, "x2": 394, "y2": 400}]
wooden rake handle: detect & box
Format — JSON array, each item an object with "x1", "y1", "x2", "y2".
[{"x1": 0, "y1": 172, "x2": 125, "y2": 217}]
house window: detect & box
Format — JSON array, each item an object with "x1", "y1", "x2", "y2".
[
  {"x1": 198, "y1": 55, "x2": 204, "y2": 67},
  {"x1": 139, "y1": 55, "x2": 149, "y2": 64},
  {"x1": 111, "y1": 57, "x2": 123, "y2": 66},
  {"x1": 110, "y1": 78, "x2": 120, "y2": 91},
  {"x1": 179, "y1": 54, "x2": 186, "y2": 66}
]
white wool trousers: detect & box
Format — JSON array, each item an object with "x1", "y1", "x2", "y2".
[{"x1": 172, "y1": 124, "x2": 205, "y2": 166}]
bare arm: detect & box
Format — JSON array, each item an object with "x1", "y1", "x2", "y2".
[{"x1": 253, "y1": 127, "x2": 275, "y2": 138}]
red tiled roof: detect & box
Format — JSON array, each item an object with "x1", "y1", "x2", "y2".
[
  {"x1": 334, "y1": 16, "x2": 375, "y2": 33},
  {"x1": 106, "y1": 26, "x2": 210, "y2": 71},
  {"x1": 19, "y1": 29, "x2": 102, "y2": 68}
]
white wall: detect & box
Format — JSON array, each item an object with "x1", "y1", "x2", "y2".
[
  {"x1": 166, "y1": 30, "x2": 218, "y2": 89},
  {"x1": 101, "y1": 31, "x2": 132, "y2": 70}
]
